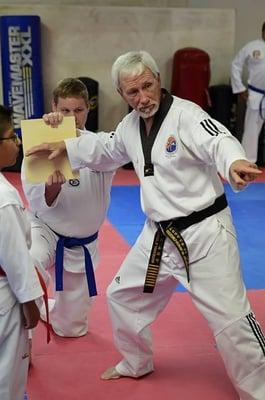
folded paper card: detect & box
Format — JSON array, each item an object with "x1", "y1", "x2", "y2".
[{"x1": 21, "y1": 116, "x2": 79, "y2": 183}]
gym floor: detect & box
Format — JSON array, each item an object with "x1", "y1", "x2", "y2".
[{"x1": 5, "y1": 168, "x2": 265, "y2": 400}]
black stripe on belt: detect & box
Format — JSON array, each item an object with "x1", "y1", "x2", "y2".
[
  {"x1": 143, "y1": 193, "x2": 228, "y2": 293},
  {"x1": 0, "y1": 266, "x2": 6, "y2": 276}
]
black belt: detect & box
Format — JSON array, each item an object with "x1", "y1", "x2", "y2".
[{"x1": 143, "y1": 193, "x2": 228, "y2": 293}]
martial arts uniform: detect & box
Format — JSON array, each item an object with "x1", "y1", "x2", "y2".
[
  {"x1": 0, "y1": 173, "x2": 43, "y2": 400},
  {"x1": 231, "y1": 38, "x2": 265, "y2": 162},
  {"x1": 21, "y1": 131, "x2": 114, "y2": 337},
  {"x1": 65, "y1": 91, "x2": 265, "y2": 400}
]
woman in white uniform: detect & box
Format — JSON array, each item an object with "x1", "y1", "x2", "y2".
[
  {"x1": 26, "y1": 52, "x2": 265, "y2": 400},
  {"x1": 0, "y1": 105, "x2": 43, "y2": 400},
  {"x1": 231, "y1": 22, "x2": 265, "y2": 162}
]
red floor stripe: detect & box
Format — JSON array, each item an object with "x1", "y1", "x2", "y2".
[
  {"x1": 3, "y1": 166, "x2": 265, "y2": 190},
  {"x1": 112, "y1": 167, "x2": 139, "y2": 185}
]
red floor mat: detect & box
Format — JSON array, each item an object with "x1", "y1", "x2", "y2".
[
  {"x1": 27, "y1": 220, "x2": 265, "y2": 400},
  {"x1": 3, "y1": 170, "x2": 265, "y2": 399}
]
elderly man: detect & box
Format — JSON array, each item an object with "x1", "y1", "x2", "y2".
[{"x1": 27, "y1": 51, "x2": 265, "y2": 399}]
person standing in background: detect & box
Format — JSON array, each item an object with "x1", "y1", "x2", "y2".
[{"x1": 231, "y1": 22, "x2": 265, "y2": 162}]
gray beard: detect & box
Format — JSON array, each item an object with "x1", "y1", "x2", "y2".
[{"x1": 137, "y1": 103, "x2": 159, "y2": 119}]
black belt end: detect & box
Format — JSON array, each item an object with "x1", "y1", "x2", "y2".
[{"x1": 143, "y1": 286, "x2": 154, "y2": 293}]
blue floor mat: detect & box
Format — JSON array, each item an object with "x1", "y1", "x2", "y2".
[{"x1": 107, "y1": 183, "x2": 265, "y2": 291}]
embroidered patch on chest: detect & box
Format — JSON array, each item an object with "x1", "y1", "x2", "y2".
[
  {"x1": 252, "y1": 50, "x2": 261, "y2": 59},
  {"x1": 68, "y1": 179, "x2": 80, "y2": 186},
  {"x1": 165, "y1": 135, "x2": 177, "y2": 155}
]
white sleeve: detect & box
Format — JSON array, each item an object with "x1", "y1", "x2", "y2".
[
  {"x1": 180, "y1": 109, "x2": 247, "y2": 185},
  {"x1": 65, "y1": 127, "x2": 131, "y2": 172},
  {"x1": 21, "y1": 160, "x2": 59, "y2": 213},
  {"x1": 0, "y1": 205, "x2": 43, "y2": 303},
  {"x1": 96, "y1": 130, "x2": 116, "y2": 144},
  {"x1": 231, "y1": 45, "x2": 248, "y2": 94}
]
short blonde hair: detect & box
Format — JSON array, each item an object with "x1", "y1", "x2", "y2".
[{"x1": 53, "y1": 78, "x2": 89, "y2": 106}]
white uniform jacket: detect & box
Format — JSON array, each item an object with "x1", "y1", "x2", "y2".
[
  {"x1": 65, "y1": 92, "x2": 248, "y2": 267},
  {"x1": 21, "y1": 130, "x2": 115, "y2": 273},
  {"x1": 0, "y1": 173, "x2": 43, "y2": 314},
  {"x1": 231, "y1": 39, "x2": 265, "y2": 109}
]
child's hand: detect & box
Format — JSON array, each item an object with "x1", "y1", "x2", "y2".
[{"x1": 22, "y1": 300, "x2": 40, "y2": 329}]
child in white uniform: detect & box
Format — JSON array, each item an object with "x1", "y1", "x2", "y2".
[{"x1": 0, "y1": 105, "x2": 43, "y2": 400}]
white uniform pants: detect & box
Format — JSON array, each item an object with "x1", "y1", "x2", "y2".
[
  {"x1": 242, "y1": 107, "x2": 264, "y2": 163},
  {"x1": 30, "y1": 224, "x2": 94, "y2": 337},
  {"x1": 46, "y1": 270, "x2": 94, "y2": 337},
  {"x1": 0, "y1": 302, "x2": 29, "y2": 400},
  {"x1": 106, "y1": 215, "x2": 265, "y2": 399}
]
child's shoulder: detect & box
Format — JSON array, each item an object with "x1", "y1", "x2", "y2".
[{"x1": 0, "y1": 173, "x2": 22, "y2": 209}]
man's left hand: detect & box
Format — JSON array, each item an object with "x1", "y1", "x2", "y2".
[
  {"x1": 25, "y1": 141, "x2": 66, "y2": 160},
  {"x1": 229, "y1": 160, "x2": 262, "y2": 190}
]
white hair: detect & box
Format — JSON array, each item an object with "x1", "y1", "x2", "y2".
[{"x1": 111, "y1": 50, "x2": 160, "y2": 89}]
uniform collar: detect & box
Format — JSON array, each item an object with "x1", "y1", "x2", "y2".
[{"x1": 139, "y1": 88, "x2": 173, "y2": 137}]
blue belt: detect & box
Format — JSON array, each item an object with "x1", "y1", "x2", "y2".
[
  {"x1": 55, "y1": 231, "x2": 98, "y2": 297},
  {"x1": 248, "y1": 84, "x2": 265, "y2": 120}
]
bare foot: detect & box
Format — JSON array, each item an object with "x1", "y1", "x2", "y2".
[{"x1": 101, "y1": 366, "x2": 122, "y2": 380}]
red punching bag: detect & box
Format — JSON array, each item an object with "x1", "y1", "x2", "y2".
[{"x1": 171, "y1": 47, "x2": 211, "y2": 110}]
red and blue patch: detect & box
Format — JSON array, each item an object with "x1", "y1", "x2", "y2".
[{"x1": 165, "y1": 135, "x2": 177, "y2": 155}]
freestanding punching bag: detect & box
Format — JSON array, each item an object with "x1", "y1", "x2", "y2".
[
  {"x1": 78, "y1": 77, "x2": 98, "y2": 132},
  {"x1": 208, "y1": 84, "x2": 236, "y2": 132},
  {"x1": 171, "y1": 47, "x2": 210, "y2": 111}
]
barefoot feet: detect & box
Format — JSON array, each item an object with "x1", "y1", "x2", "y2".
[{"x1": 101, "y1": 366, "x2": 122, "y2": 380}]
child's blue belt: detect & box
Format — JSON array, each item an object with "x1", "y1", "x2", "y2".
[{"x1": 55, "y1": 231, "x2": 98, "y2": 297}]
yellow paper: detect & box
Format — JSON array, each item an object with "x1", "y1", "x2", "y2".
[{"x1": 21, "y1": 116, "x2": 79, "y2": 183}]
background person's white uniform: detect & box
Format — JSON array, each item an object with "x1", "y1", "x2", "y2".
[
  {"x1": 65, "y1": 95, "x2": 265, "y2": 399},
  {"x1": 0, "y1": 173, "x2": 43, "y2": 400},
  {"x1": 231, "y1": 38, "x2": 265, "y2": 162},
  {"x1": 22, "y1": 131, "x2": 114, "y2": 337}
]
